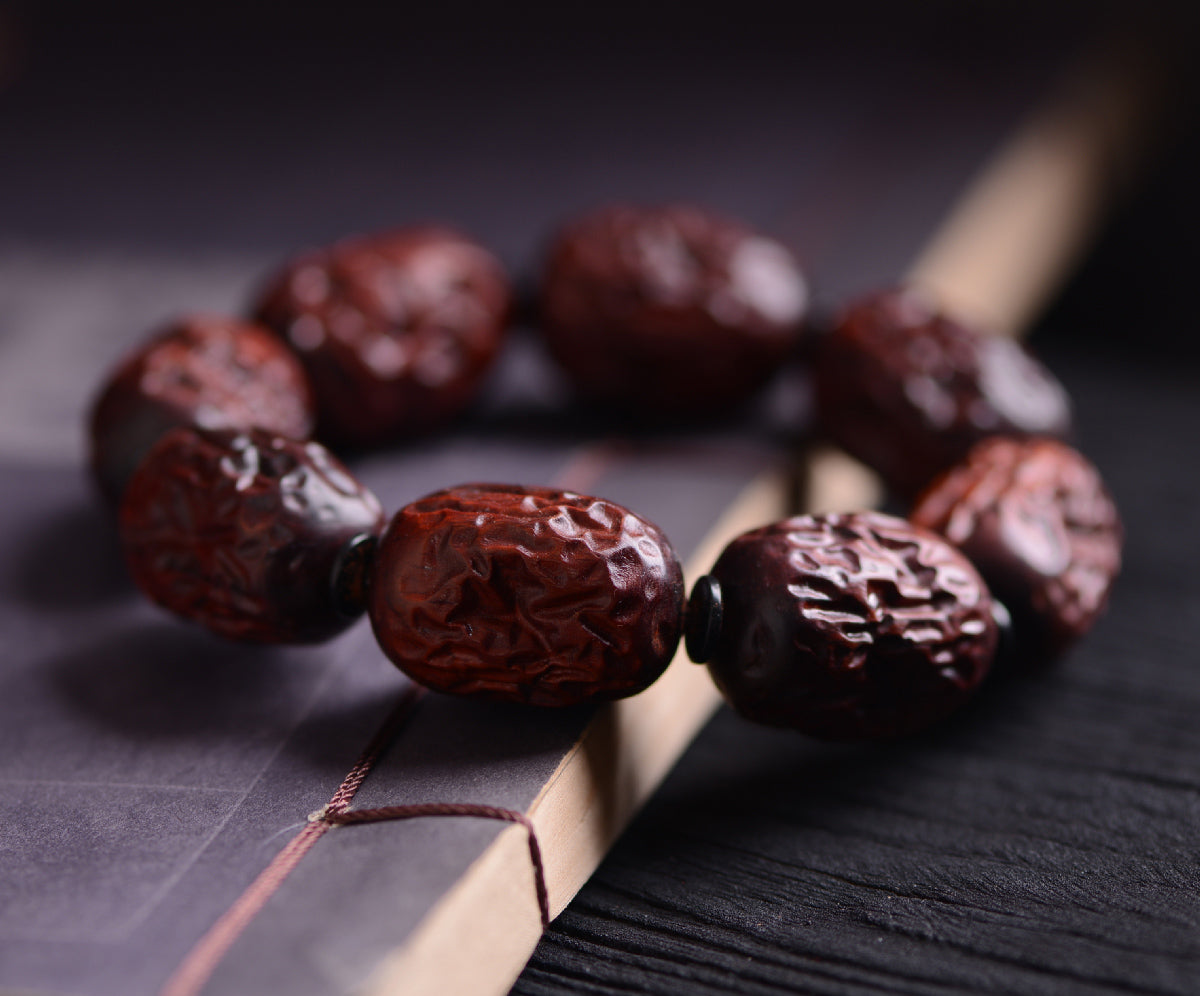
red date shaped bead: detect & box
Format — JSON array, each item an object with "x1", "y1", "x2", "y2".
[
  {"x1": 815, "y1": 286, "x2": 1072, "y2": 497},
  {"x1": 89, "y1": 315, "x2": 315, "y2": 504},
  {"x1": 910, "y1": 436, "x2": 1122, "y2": 663},
  {"x1": 689, "y1": 511, "x2": 998, "y2": 740},
  {"x1": 120, "y1": 427, "x2": 385, "y2": 643},
  {"x1": 367, "y1": 484, "x2": 685, "y2": 706},
  {"x1": 253, "y1": 226, "x2": 511, "y2": 448},
  {"x1": 539, "y1": 204, "x2": 808, "y2": 413}
]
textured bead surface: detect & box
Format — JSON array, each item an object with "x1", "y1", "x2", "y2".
[
  {"x1": 700, "y1": 511, "x2": 998, "y2": 740},
  {"x1": 120, "y1": 428, "x2": 385, "y2": 643},
  {"x1": 368, "y1": 484, "x2": 685, "y2": 706},
  {"x1": 89, "y1": 315, "x2": 315, "y2": 503},
  {"x1": 540, "y1": 203, "x2": 808, "y2": 413},
  {"x1": 911, "y1": 436, "x2": 1122, "y2": 662},
  {"x1": 815, "y1": 286, "x2": 1072, "y2": 497},
  {"x1": 254, "y1": 226, "x2": 511, "y2": 447}
]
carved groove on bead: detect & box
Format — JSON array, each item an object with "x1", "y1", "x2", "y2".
[
  {"x1": 704, "y1": 511, "x2": 999, "y2": 740},
  {"x1": 366, "y1": 484, "x2": 686, "y2": 706},
  {"x1": 120, "y1": 427, "x2": 385, "y2": 643}
]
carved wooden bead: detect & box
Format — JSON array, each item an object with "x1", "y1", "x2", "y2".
[
  {"x1": 367, "y1": 484, "x2": 685, "y2": 706},
  {"x1": 910, "y1": 436, "x2": 1122, "y2": 662},
  {"x1": 254, "y1": 226, "x2": 511, "y2": 447},
  {"x1": 815, "y1": 286, "x2": 1072, "y2": 497},
  {"x1": 540, "y1": 204, "x2": 808, "y2": 413},
  {"x1": 120, "y1": 427, "x2": 385, "y2": 643},
  {"x1": 690, "y1": 511, "x2": 998, "y2": 740},
  {"x1": 89, "y1": 315, "x2": 315, "y2": 504}
]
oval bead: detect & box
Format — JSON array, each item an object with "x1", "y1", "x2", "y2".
[
  {"x1": 694, "y1": 511, "x2": 998, "y2": 740},
  {"x1": 815, "y1": 286, "x2": 1072, "y2": 497},
  {"x1": 911, "y1": 436, "x2": 1122, "y2": 662},
  {"x1": 120, "y1": 427, "x2": 385, "y2": 643},
  {"x1": 540, "y1": 203, "x2": 808, "y2": 414},
  {"x1": 254, "y1": 226, "x2": 511, "y2": 447},
  {"x1": 89, "y1": 315, "x2": 315, "y2": 504},
  {"x1": 367, "y1": 484, "x2": 685, "y2": 706}
]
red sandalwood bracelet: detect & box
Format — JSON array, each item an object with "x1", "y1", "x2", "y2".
[{"x1": 89, "y1": 206, "x2": 1123, "y2": 741}]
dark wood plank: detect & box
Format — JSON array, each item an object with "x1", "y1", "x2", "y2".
[{"x1": 513, "y1": 115, "x2": 1200, "y2": 996}]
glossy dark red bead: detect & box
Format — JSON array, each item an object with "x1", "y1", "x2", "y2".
[
  {"x1": 695, "y1": 511, "x2": 998, "y2": 740},
  {"x1": 120, "y1": 427, "x2": 385, "y2": 643},
  {"x1": 89, "y1": 315, "x2": 315, "y2": 504},
  {"x1": 539, "y1": 203, "x2": 808, "y2": 413},
  {"x1": 910, "y1": 436, "x2": 1122, "y2": 663},
  {"x1": 815, "y1": 286, "x2": 1072, "y2": 497},
  {"x1": 254, "y1": 226, "x2": 511, "y2": 448},
  {"x1": 367, "y1": 484, "x2": 685, "y2": 706}
]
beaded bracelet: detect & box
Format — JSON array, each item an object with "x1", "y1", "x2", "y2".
[{"x1": 88, "y1": 205, "x2": 1123, "y2": 742}]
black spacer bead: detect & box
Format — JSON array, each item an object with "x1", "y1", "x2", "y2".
[
  {"x1": 331, "y1": 532, "x2": 379, "y2": 620},
  {"x1": 684, "y1": 575, "x2": 723, "y2": 664}
]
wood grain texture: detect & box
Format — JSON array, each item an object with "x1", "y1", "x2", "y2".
[{"x1": 514, "y1": 349, "x2": 1200, "y2": 996}]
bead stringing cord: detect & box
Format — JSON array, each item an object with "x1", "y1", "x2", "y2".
[
  {"x1": 157, "y1": 684, "x2": 425, "y2": 996},
  {"x1": 156, "y1": 683, "x2": 550, "y2": 996},
  {"x1": 324, "y1": 804, "x2": 549, "y2": 928}
]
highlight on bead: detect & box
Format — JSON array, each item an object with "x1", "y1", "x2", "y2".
[
  {"x1": 910, "y1": 435, "x2": 1122, "y2": 663},
  {"x1": 120, "y1": 427, "x2": 385, "y2": 643},
  {"x1": 367, "y1": 483, "x2": 686, "y2": 706},
  {"x1": 689, "y1": 511, "x2": 999, "y2": 740},
  {"x1": 539, "y1": 203, "x2": 809, "y2": 414},
  {"x1": 253, "y1": 226, "x2": 512, "y2": 448},
  {"x1": 814, "y1": 285, "x2": 1072, "y2": 497},
  {"x1": 88, "y1": 314, "x2": 316, "y2": 504}
]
